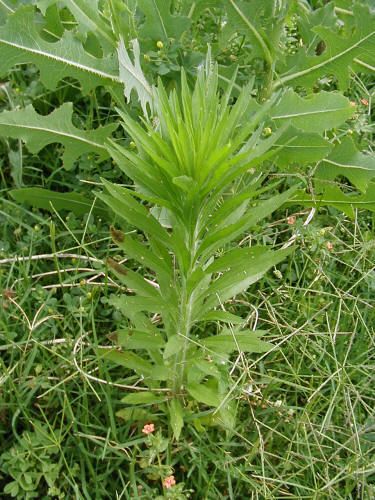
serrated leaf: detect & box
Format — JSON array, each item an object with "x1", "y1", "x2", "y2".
[
  {"x1": 276, "y1": 4, "x2": 375, "y2": 91},
  {"x1": 0, "y1": 103, "x2": 116, "y2": 169},
  {"x1": 200, "y1": 330, "x2": 272, "y2": 354},
  {"x1": 118, "y1": 38, "x2": 153, "y2": 116},
  {"x1": 290, "y1": 184, "x2": 375, "y2": 218},
  {"x1": 0, "y1": 6, "x2": 120, "y2": 93},
  {"x1": 137, "y1": 0, "x2": 191, "y2": 42},
  {"x1": 37, "y1": 0, "x2": 115, "y2": 50},
  {"x1": 9, "y1": 188, "x2": 108, "y2": 217},
  {"x1": 169, "y1": 399, "x2": 184, "y2": 440},
  {"x1": 121, "y1": 392, "x2": 165, "y2": 404},
  {"x1": 317, "y1": 137, "x2": 375, "y2": 193},
  {"x1": 271, "y1": 91, "x2": 354, "y2": 133},
  {"x1": 273, "y1": 127, "x2": 333, "y2": 168},
  {"x1": 187, "y1": 382, "x2": 221, "y2": 407}
]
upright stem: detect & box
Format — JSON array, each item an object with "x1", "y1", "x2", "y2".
[{"x1": 172, "y1": 215, "x2": 200, "y2": 396}]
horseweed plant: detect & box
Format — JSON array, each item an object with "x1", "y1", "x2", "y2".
[{"x1": 98, "y1": 62, "x2": 299, "y2": 438}]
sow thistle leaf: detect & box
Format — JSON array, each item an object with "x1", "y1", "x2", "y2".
[
  {"x1": 137, "y1": 0, "x2": 191, "y2": 42},
  {"x1": 317, "y1": 137, "x2": 375, "y2": 193},
  {"x1": 118, "y1": 39, "x2": 153, "y2": 116},
  {"x1": 0, "y1": 103, "x2": 116, "y2": 170},
  {"x1": 273, "y1": 127, "x2": 333, "y2": 168},
  {"x1": 0, "y1": 6, "x2": 120, "y2": 93},
  {"x1": 271, "y1": 91, "x2": 354, "y2": 133},
  {"x1": 9, "y1": 188, "x2": 108, "y2": 218},
  {"x1": 276, "y1": 3, "x2": 375, "y2": 91},
  {"x1": 200, "y1": 330, "x2": 272, "y2": 354}
]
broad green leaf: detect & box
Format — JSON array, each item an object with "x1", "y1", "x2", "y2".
[
  {"x1": 200, "y1": 330, "x2": 272, "y2": 354},
  {"x1": 107, "y1": 258, "x2": 162, "y2": 299},
  {"x1": 275, "y1": 4, "x2": 375, "y2": 91},
  {"x1": 116, "y1": 329, "x2": 165, "y2": 350},
  {"x1": 121, "y1": 392, "x2": 165, "y2": 404},
  {"x1": 271, "y1": 91, "x2": 354, "y2": 133},
  {"x1": 0, "y1": 103, "x2": 116, "y2": 169},
  {"x1": 187, "y1": 382, "x2": 221, "y2": 407},
  {"x1": 0, "y1": 6, "x2": 120, "y2": 93},
  {"x1": 9, "y1": 188, "x2": 108, "y2": 217},
  {"x1": 118, "y1": 39, "x2": 153, "y2": 116},
  {"x1": 317, "y1": 138, "x2": 375, "y2": 193},
  {"x1": 225, "y1": 0, "x2": 273, "y2": 65},
  {"x1": 273, "y1": 127, "x2": 333, "y2": 168},
  {"x1": 290, "y1": 184, "x2": 375, "y2": 218},
  {"x1": 137, "y1": 0, "x2": 191, "y2": 42},
  {"x1": 37, "y1": 0, "x2": 115, "y2": 50},
  {"x1": 169, "y1": 398, "x2": 184, "y2": 440}
]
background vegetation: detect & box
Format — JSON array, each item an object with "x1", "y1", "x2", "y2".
[{"x1": 0, "y1": 0, "x2": 374, "y2": 498}]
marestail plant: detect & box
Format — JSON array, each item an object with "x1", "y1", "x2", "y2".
[{"x1": 96, "y1": 59, "x2": 353, "y2": 437}]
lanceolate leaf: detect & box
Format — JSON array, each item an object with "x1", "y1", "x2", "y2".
[
  {"x1": 9, "y1": 188, "x2": 109, "y2": 217},
  {"x1": 275, "y1": 4, "x2": 375, "y2": 91},
  {"x1": 0, "y1": 103, "x2": 117, "y2": 169},
  {"x1": 200, "y1": 330, "x2": 272, "y2": 354},
  {"x1": 0, "y1": 6, "x2": 120, "y2": 92}
]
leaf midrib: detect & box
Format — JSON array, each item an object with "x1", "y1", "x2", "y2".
[
  {"x1": 275, "y1": 29, "x2": 375, "y2": 88},
  {"x1": 0, "y1": 37, "x2": 120, "y2": 82}
]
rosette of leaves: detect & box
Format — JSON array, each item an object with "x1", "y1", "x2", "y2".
[{"x1": 96, "y1": 59, "x2": 354, "y2": 438}]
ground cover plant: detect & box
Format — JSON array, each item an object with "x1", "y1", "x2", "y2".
[{"x1": 0, "y1": 0, "x2": 374, "y2": 498}]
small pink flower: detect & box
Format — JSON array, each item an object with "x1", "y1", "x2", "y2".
[
  {"x1": 163, "y1": 475, "x2": 176, "y2": 489},
  {"x1": 142, "y1": 423, "x2": 155, "y2": 435},
  {"x1": 326, "y1": 241, "x2": 334, "y2": 252},
  {"x1": 287, "y1": 215, "x2": 296, "y2": 225}
]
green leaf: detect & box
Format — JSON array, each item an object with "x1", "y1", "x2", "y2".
[
  {"x1": 121, "y1": 392, "x2": 165, "y2": 404},
  {"x1": 187, "y1": 382, "x2": 221, "y2": 407},
  {"x1": 271, "y1": 91, "x2": 354, "y2": 133},
  {"x1": 116, "y1": 329, "x2": 165, "y2": 350},
  {"x1": 199, "y1": 247, "x2": 293, "y2": 314},
  {"x1": 0, "y1": 103, "x2": 116, "y2": 169},
  {"x1": 137, "y1": 0, "x2": 191, "y2": 42},
  {"x1": 273, "y1": 127, "x2": 333, "y2": 168},
  {"x1": 163, "y1": 335, "x2": 184, "y2": 360},
  {"x1": 200, "y1": 311, "x2": 245, "y2": 325},
  {"x1": 200, "y1": 330, "x2": 272, "y2": 354},
  {"x1": 276, "y1": 4, "x2": 375, "y2": 91},
  {"x1": 317, "y1": 137, "x2": 375, "y2": 193},
  {"x1": 226, "y1": 0, "x2": 273, "y2": 65},
  {"x1": 0, "y1": 6, "x2": 120, "y2": 93},
  {"x1": 118, "y1": 39, "x2": 153, "y2": 116},
  {"x1": 98, "y1": 349, "x2": 154, "y2": 376},
  {"x1": 169, "y1": 398, "x2": 184, "y2": 440},
  {"x1": 99, "y1": 180, "x2": 172, "y2": 249},
  {"x1": 37, "y1": 0, "x2": 115, "y2": 50},
  {"x1": 9, "y1": 188, "x2": 108, "y2": 217},
  {"x1": 116, "y1": 408, "x2": 149, "y2": 421}
]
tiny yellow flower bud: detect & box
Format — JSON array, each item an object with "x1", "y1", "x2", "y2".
[
  {"x1": 129, "y1": 141, "x2": 136, "y2": 149},
  {"x1": 156, "y1": 40, "x2": 164, "y2": 49},
  {"x1": 263, "y1": 127, "x2": 272, "y2": 137}
]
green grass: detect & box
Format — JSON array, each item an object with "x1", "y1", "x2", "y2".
[{"x1": 1, "y1": 199, "x2": 374, "y2": 498}]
